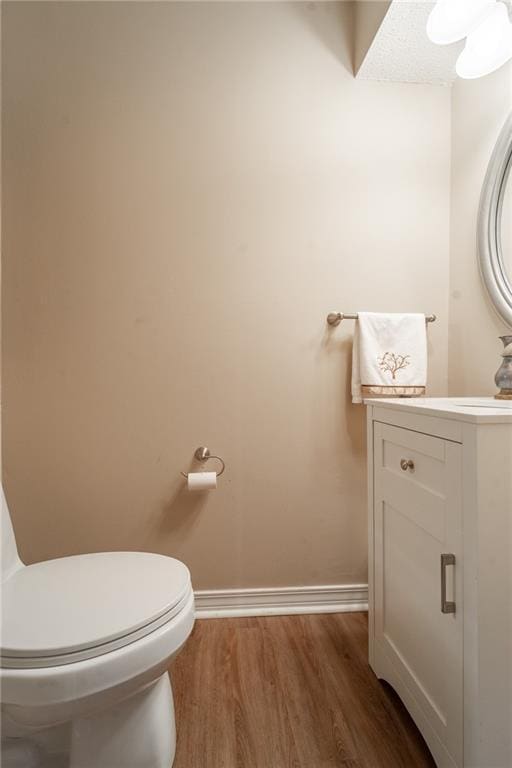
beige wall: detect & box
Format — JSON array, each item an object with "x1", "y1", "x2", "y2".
[
  {"x1": 2, "y1": 1, "x2": 450, "y2": 589},
  {"x1": 354, "y1": 0, "x2": 392, "y2": 74},
  {"x1": 449, "y1": 65, "x2": 512, "y2": 395}
]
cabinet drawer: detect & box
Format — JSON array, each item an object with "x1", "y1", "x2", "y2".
[{"x1": 377, "y1": 421, "x2": 450, "y2": 498}]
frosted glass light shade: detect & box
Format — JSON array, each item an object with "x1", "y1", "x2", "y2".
[
  {"x1": 456, "y1": 1, "x2": 512, "y2": 79},
  {"x1": 427, "y1": 0, "x2": 496, "y2": 44}
]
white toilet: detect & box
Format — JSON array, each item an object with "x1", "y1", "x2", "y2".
[{"x1": 0, "y1": 487, "x2": 195, "y2": 768}]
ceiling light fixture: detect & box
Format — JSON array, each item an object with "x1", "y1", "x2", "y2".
[
  {"x1": 456, "y1": 1, "x2": 512, "y2": 78},
  {"x1": 427, "y1": 0, "x2": 497, "y2": 45}
]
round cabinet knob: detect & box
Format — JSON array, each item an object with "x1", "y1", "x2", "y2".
[{"x1": 400, "y1": 458, "x2": 415, "y2": 471}]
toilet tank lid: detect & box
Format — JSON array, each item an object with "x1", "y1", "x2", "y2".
[{"x1": 0, "y1": 552, "x2": 191, "y2": 664}]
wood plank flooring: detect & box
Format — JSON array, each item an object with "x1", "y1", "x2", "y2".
[{"x1": 170, "y1": 612, "x2": 436, "y2": 768}]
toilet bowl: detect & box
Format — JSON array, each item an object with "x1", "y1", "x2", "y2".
[{"x1": 0, "y1": 488, "x2": 195, "y2": 768}]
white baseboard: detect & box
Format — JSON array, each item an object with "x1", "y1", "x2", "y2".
[{"x1": 194, "y1": 583, "x2": 368, "y2": 619}]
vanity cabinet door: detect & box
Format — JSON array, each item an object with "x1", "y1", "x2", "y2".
[{"x1": 372, "y1": 422, "x2": 463, "y2": 768}]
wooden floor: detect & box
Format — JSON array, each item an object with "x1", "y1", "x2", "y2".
[{"x1": 171, "y1": 612, "x2": 436, "y2": 768}]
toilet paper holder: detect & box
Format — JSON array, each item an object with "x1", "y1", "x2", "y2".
[{"x1": 180, "y1": 447, "x2": 226, "y2": 478}]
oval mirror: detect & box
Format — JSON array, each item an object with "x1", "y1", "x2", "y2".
[{"x1": 478, "y1": 113, "x2": 512, "y2": 328}]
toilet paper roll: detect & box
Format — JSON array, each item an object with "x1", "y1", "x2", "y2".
[{"x1": 187, "y1": 471, "x2": 217, "y2": 491}]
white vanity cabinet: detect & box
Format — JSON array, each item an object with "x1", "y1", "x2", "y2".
[{"x1": 366, "y1": 398, "x2": 512, "y2": 768}]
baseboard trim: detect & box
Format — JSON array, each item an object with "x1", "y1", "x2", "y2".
[{"x1": 194, "y1": 584, "x2": 368, "y2": 619}]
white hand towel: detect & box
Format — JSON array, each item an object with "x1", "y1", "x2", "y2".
[{"x1": 351, "y1": 313, "x2": 427, "y2": 404}]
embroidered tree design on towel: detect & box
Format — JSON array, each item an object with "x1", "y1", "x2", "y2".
[{"x1": 378, "y1": 352, "x2": 411, "y2": 381}]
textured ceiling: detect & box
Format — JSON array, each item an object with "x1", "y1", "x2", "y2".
[{"x1": 356, "y1": 0, "x2": 462, "y2": 86}]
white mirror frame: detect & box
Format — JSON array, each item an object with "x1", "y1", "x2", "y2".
[{"x1": 478, "y1": 112, "x2": 512, "y2": 328}]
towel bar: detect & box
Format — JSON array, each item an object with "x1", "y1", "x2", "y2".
[{"x1": 326, "y1": 312, "x2": 437, "y2": 327}]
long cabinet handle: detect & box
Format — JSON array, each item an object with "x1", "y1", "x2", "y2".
[{"x1": 441, "y1": 553, "x2": 456, "y2": 614}]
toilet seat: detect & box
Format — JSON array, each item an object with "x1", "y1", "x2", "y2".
[{"x1": 1, "y1": 552, "x2": 191, "y2": 669}]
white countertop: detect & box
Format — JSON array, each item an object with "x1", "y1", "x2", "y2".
[{"x1": 364, "y1": 397, "x2": 512, "y2": 424}]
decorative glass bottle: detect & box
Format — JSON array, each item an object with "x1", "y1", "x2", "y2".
[{"x1": 495, "y1": 335, "x2": 512, "y2": 400}]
